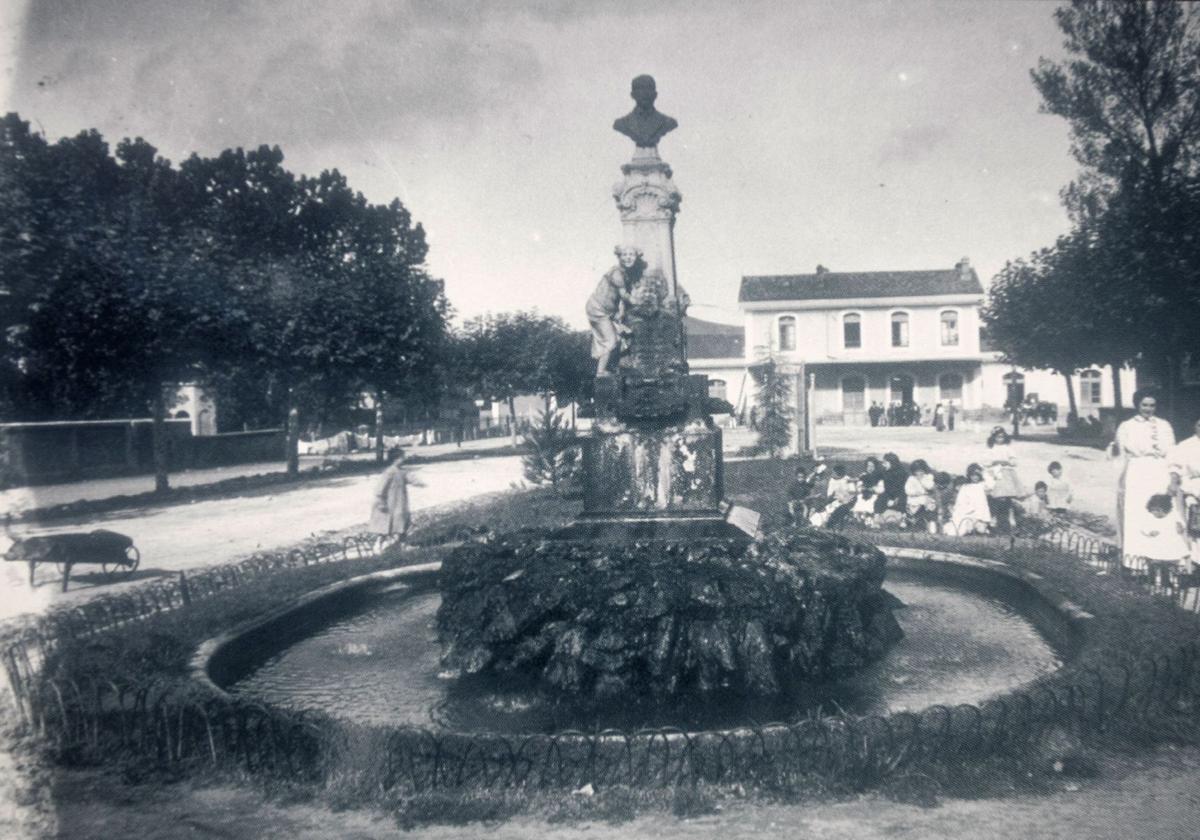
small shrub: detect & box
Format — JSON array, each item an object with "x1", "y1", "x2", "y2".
[{"x1": 521, "y1": 407, "x2": 581, "y2": 491}]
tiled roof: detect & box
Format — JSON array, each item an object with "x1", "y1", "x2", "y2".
[
  {"x1": 738, "y1": 265, "x2": 983, "y2": 303},
  {"x1": 685, "y1": 316, "x2": 744, "y2": 359}
]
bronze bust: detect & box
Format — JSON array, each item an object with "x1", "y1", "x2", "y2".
[{"x1": 612, "y1": 75, "x2": 678, "y2": 149}]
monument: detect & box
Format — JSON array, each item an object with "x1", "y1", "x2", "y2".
[
  {"x1": 575, "y1": 74, "x2": 728, "y2": 535},
  {"x1": 436, "y1": 77, "x2": 901, "y2": 704}
]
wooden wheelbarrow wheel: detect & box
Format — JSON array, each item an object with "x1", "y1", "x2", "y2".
[{"x1": 102, "y1": 545, "x2": 140, "y2": 580}]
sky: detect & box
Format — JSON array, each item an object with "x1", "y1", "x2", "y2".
[{"x1": 0, "y1": 0, "x2": 1081, "y2": 329}]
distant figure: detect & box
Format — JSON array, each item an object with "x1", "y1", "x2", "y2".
[
  {"x1": 868, "y1": 402, "x2": 882, "y2": 427},
  {"x1": 947, "y1": 401, "x2": 957, "y2": 431},
  {"x1": 933, "y1": 402, "x2": 945, "y2": 432},
  {"x1": 612, "y1": 75, "x2": 678, "y2": 149},
  {"x1": 369, "y1": 448, "x2": 425, "y2": 539}
]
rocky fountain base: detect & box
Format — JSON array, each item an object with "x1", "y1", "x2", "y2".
[{"x1": 436, "y1": 527, "x2": 903, "y2": 703}]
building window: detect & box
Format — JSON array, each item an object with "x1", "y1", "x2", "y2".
[
  {"x1": 843, "y1": 313, "x2": 861, "y2": 348},
  {"x1": 708, "y1": 379, "x2": 727, "y2": 402},
  {"x1": 940, "y1": 310, "x2": 959, "y2": 346},
  {"x1": 891, "y1": 312, "x2": 909, "y2": 347},
  {"x1": 778, "y1": 316, "x2": 796, "y2": 351},
  {"x1": 1003, "y1": 371, "x2": 1025, "y2": 407},
  {"x1": 1080, "y1": 369, "x2": 1101, "y2": 405},
  {"x1": 842, "y1": 376, "x2": 866, "y2": 411},
  {"x1": 938, "y1": 372, "x2": 963, "y2": 402}
]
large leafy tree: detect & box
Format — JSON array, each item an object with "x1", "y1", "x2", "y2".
[
  {"x1": 1, "y1": 122, "x2": 227, "y2": 490},
  {"x1": 1, "y1": 117, "x2": 449, "y2": 483},
  {"x1": 1029, "y1": 0, "x2": 1200, "y2": 421}
]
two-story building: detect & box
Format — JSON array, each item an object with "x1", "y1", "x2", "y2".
[{"x1": 722, "y1": 259, "x2": 1134, "y2": 425}]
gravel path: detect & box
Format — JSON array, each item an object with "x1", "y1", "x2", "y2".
[{"x1": 0, "y1": 456, "x2": 525, "y2": 621}]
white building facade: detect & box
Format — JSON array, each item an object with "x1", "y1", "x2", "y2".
[{"x1": 724, "y1": 260, "x2": 1133, "y2": 425}]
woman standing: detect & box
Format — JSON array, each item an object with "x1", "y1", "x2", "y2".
[
  {"x1": 1112, "y1": 390, "x2": 1176, "y2": 571},
  {"x1": 369, "y1": 448, "x2": 426, "y2": 540}
]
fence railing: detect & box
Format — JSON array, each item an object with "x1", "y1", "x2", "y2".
[
  {"x1": 0, "y1": 532, "x2": 404, "y2": 710},
  {"x1": 10, "y1": 640, "x2": 1200, "y2": 792},
  {"x1": 5, "y1": 521, "x2": 1200, "y2": 795}
]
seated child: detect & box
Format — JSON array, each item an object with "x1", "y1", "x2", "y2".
[
  {"x1": 985, "y1": 458, "x2": 1026, "y2": 535},
  {"x1": 1045, "y1": 461, "x2": 1072, "y2": 513},
  {"x1": 1022, "y1": 480, "x2": 1052, "y2": 520},
  {"x1": 949, "y1": 463, "x2": 992, "y2": 535},
  {"x1": 813, "y1": 465, "x2": 858, "y2": 528},
  {"x1": 852, "y1": 474, "x2": 882, "y2": 525},
  {"x1": 904, "y1": 459, "x2": 937, "y2": 532}
]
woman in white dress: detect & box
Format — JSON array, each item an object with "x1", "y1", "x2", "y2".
[{"x1": 1112, "y1": 390, "x2": 1176, "y2": 571}]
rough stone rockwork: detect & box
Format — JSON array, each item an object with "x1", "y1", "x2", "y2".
[{"x1": 436, "y1": 528, "x2": 904, "y2": 702}]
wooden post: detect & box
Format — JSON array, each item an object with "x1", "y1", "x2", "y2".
[
  {"x1": 808, "y1": 371, "x2": 817, "y2": 458},
  {"x1": 792, "y1": 363, "x2": 808, "y2": 457}
]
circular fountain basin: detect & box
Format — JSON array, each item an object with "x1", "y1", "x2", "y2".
[{"x1": 214, "y1": 557, "x2": 1069, "y2": 733}]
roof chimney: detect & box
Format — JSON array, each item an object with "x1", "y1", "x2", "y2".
[
  {"x1": 815, "y1": 264, "x2": 830, "y2": 275},
  {"x1": 956, "y1": 257, "x2": 971, "y2": 278}
]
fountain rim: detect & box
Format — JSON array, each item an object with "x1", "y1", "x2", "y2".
[{"x1": 191, "y1": 545, "x2": 1092, "y2": 740}]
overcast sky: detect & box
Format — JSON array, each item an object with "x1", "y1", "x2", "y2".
[{"x1": 1, "y1": 0, "x2": 1079, "y2": 329}]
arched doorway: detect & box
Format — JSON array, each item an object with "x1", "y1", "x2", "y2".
[
  {"x1": 888, "y1": 374, "x2": 914, "y2": 406},
  {"x1": 1003, "y1": 371, "x2": 1025, "y2": 407}
]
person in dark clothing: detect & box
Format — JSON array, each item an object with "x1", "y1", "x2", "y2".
[
  {"x1": 787, "y1": 466, "x2": 817, "y2": 525},
  {"x1": 868, "y1": 402, "x2": 882, "y2": 427},
  {"x1": 877, "y1": 452, "x2": 908, "y2": 515}
]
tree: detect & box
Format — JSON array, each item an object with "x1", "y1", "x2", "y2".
[
  {"x1": 0, "y1": 121, "x2": 227, "y2": 491},
  {"x1": 984, "y1": 224, "x2": 1145, "y2": 422},
  {"x1": 455, "y1": 312, "x2": 582, "y2": 447},
  {"x1": 748, "y1": 357, "x2": 792, "y2": 458},
  {"x1": 1, "y1": 117, "x2": 448, "y2": 485},
  {"x1": 1031, "y1": 0, "x2": 1200, "y2": 422}
]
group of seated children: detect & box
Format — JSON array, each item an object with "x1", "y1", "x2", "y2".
[{"x1": 789, "y1": 455, "x2": 1073, "y2": 536}]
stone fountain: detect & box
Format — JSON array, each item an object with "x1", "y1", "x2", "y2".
[{"x1": 436, "y1": 76, "x2": 902, "y2": 705}]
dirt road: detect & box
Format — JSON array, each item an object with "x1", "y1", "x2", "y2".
[{"x1": 0, "y1": 456, "x2": 525, "y2": 620}]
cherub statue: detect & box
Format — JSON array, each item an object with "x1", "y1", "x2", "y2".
[{"x1": 587, "y1": 245, "x2": 642, "y2": 377}]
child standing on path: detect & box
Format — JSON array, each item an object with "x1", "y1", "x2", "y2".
[{"x1": 369, "y1": 448, "x2": 426, "y2": 541}]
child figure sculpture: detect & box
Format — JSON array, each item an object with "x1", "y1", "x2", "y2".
[{"x1": 587, "y1": 245, "x2": 641, "y2": 377}]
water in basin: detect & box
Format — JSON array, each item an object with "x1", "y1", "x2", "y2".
[{"x1": 228, "y1": 579, "x2": 1061, "y2": 731}]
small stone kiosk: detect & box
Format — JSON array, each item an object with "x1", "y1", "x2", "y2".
[
  {"x1": 575, "y1": 74, "x2": 730, "y2": 539},
  {"x1": 436, "y1": 78, "x2": 901, "y2": 705}
]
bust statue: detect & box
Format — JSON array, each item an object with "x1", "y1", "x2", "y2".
[{"x1": 612, "y1": 75, "x2": 678, "y2": 149}]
